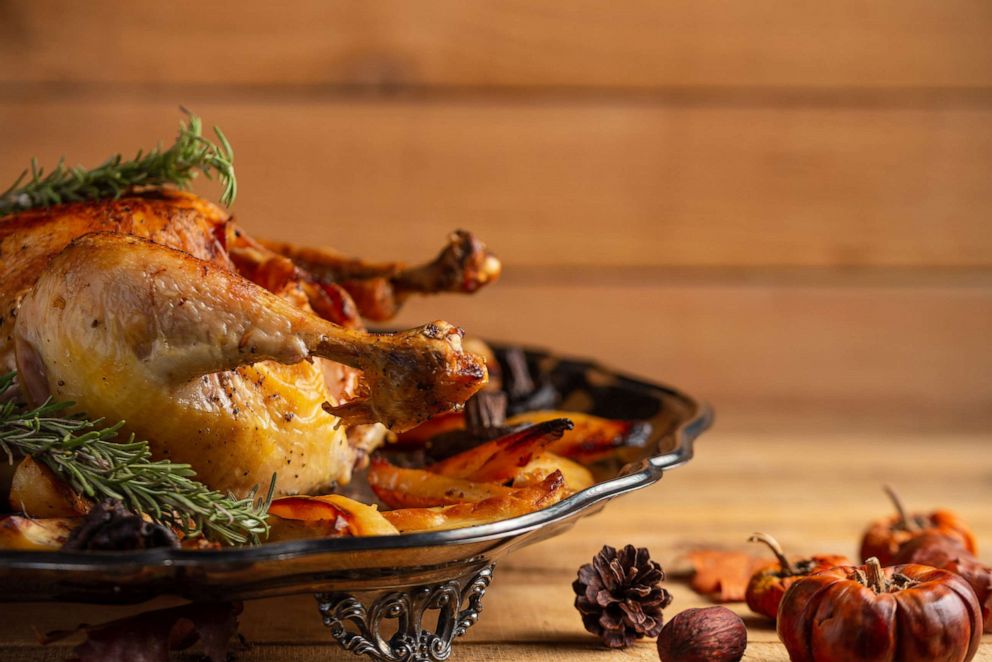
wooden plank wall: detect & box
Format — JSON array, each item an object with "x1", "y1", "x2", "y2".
[{"x1": 1, "y1": 1, "x2": 990, "y2": 430}]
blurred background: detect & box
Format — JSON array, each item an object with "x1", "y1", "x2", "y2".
[{"x1": 1, "y1": 1, "x2": 990, "y2": 434}]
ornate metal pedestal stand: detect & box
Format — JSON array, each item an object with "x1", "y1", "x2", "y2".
[{"x1": 316, "y1": 564, "x2": 495, "y2": 661}]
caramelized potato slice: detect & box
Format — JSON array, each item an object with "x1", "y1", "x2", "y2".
[
  {"x1": 400, "y1": 409, "x2": 651, "y2": 464},
  {"x1": 512, "y1": 452, "x2": 595, "y2": 491},
  {"x1": 393, "y1": 411, "x2": 465, "y2": 447},
  {"x1": 268, "y1": 494, "x2": 398, "y2": 540},
  {"x1": 368, "y1": 458, "x2": 515, "y2": 508},
  {"x1": 382, "y1": 471, "x2": 567, "y2": 533},
  {"x1": 0, "y1": 515, "x2": 78, "y2": 550},
  {"x1": 506, "y1": 410, "x2": 651, "y2": 462},
  {"x1": 429, "y1": 419, "x2": 572, "y2": 482},
  {"x1": 9, "y1": 457, "x2": 91, "y2": 518}
]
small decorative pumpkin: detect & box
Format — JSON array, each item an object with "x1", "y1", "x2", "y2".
[
  {"x1": 860, "y1": 486, "x2": 977, "y2": 565},
  {"x1": 895, "y1": 532, "x2": 991, "y2": 633},
  {"x1": 778, "y1": 558, "x2": 983, "y2": 662},
  {"x1": 744, "y1": 532, "x2": 849, "y2": 620}
]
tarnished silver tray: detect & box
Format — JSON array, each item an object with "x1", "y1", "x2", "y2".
[{"x1": 0, "y1": 345, "x2": 711, "y2": 661}]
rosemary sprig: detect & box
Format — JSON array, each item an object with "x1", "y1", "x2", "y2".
[
  {"x1": 0, "y1": 110, "x2": 236, "y2": 218},
  {"x1": 0, "y1": 372, "x2": 272, "y2": 546}
]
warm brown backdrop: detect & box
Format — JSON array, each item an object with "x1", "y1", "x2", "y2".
[
  {"x1": 1, "y1": 3, "x2": 991, "y2": 661},
  {"x1": 2, "y1": 1, "x2": 991, "y2": 432}
]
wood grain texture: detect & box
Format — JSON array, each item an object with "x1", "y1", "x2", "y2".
[
  {"x1": 1, "y1": 1, "x2": 991, "y2": 90},
  {"x1": 1, "y1": 98, "x2": 991, "y2": 269},
  {"x1": 389, "y1": 280, "x2": 992, "y2": 430},
  {"x1": 3, "y1": 431, "x2": 990, "y2": 659}
]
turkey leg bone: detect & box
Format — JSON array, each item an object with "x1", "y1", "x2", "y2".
[{"x1": 260, "y1": 230, "x2": 502, "y2": 321}]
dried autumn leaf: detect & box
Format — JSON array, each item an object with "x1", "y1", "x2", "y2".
[
  {"x1": 683, "y1": 550, "x2": 772, "y2": 602},
  {"x1": 42, "y1": 601, "x2": 242, "y2": 662}
]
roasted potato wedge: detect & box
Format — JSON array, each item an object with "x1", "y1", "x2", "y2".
[
  {"x1": 428, "y1": 419, "x2": 572, "y2": 482},
  {"x1": 512, "y1": 452, "x2": 594, "y2": 491},
  {"x1": 399, "y1": 408, "x2": 650, "y2": 464},
  {"x1": 268, "y1": 494, "x2": 398, "y2": 540},
  {"x1": 0, "y1": 515, "x2": 79, "y2": 550},
  {"x1": 393, "y1": 411, "x2": 466, "y2": 447},
  {"x1": 9, "y1": 457, "x2": 91, "y2": 518},
  {"x1": 506, "y1": 410, "x2": 651, "y2": 462},
  {"x1": 368, "y1": 457, "x2": 515, "y2": 508},
  {"x1": 382, "y1": 471, "x2": 566, "y2": 533}
]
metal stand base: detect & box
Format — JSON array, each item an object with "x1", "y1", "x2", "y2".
[{"x1": 315, "y1": 564, "x2": 495, "y2": 661}]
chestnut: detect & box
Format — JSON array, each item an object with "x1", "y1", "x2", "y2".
[{"x1": 656, "y1": 606, "x2": 746, "y2": 662}]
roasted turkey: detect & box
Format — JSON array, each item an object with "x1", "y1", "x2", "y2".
[{"x1": 1, "y1": 189, "x2": 500, "y2": 496}]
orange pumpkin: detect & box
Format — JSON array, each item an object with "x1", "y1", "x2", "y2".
[
  {"x1": 778, "y1": 559, "x2": 983, "y2": 662},
  {"x1": 860, "y1": 487, "x2": 977, "y2": 565},
  {"x1": 895, "y1": 532, "x2": 991, "y2": 633},
  {"x1": 744, "y1": 533, "x2": 849, "y2": 621}
]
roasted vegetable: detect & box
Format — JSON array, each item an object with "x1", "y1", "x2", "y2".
[
  {"x1": 382, "y1": 471, "x2": 567, "y2": 533},
  {"x1": 268, "y1": 495, "x2": 398, "y2": 539},
  {"x1": 398, "y1": 407, "x2": 651, "y2": 465},
  {"x1": 8, "y1": 456, "x2": 90, "y2": 518},
  {"x1": 0, "y1": 515, "x2": 78, "y2": 550},
  {"x1": 368, "y1": 458, "x2": 515, "y2": 509},
  {"x1": 506, "y1": 410, "x2": 651, "y2": 462},
  {"x1": 511, "y1": 452, "x2": 594, "y2": 491},
  {"x1": 428, "y1": 419, "x2": 572, "y2": 482}
]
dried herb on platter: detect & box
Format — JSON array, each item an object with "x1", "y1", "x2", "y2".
[
  {"x1": 42, "y1": 601, "x2": 243, "y2": 662},
  {"x1": 573, "y1": 544, "x2": 673, "y2": 648}
]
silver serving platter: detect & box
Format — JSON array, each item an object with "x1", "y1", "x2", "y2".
[{"x1": 0, "y1": 345, "x2": 711, "y2": 661}]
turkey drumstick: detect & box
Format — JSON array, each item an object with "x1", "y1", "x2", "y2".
[{"x1": 260, "y1": 230, "x2": 502, "y2": 321}]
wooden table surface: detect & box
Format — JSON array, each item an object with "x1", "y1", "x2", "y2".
[{"x1": 2, "y1": 428, "x2": 989, "y2": 661}]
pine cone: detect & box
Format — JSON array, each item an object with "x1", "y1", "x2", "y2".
[{"x1": 573, "y1": 544, "x2": 673, "y2": 648}]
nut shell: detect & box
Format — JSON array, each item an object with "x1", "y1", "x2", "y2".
[{"x1": 656, "y1": 606, "x2": 746, "y2": 662}]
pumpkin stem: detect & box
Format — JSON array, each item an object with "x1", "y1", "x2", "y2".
[
  {"x1": 864, "y1": 557, "x2": 887, "y2": 593},
  {"x1": 883, "y1": 485, "x2": 919, "y2": 532},
  {"x1": 748, "y1": 532, "x2": 793, "y2": 576}
]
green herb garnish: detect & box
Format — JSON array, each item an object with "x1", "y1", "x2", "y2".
[
  {"x1": 0, "y1": 109, "x2": 236, "y2": 218},
  {"x1": 0, "y1": 372, "x2": 271, "y2": 546}
]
